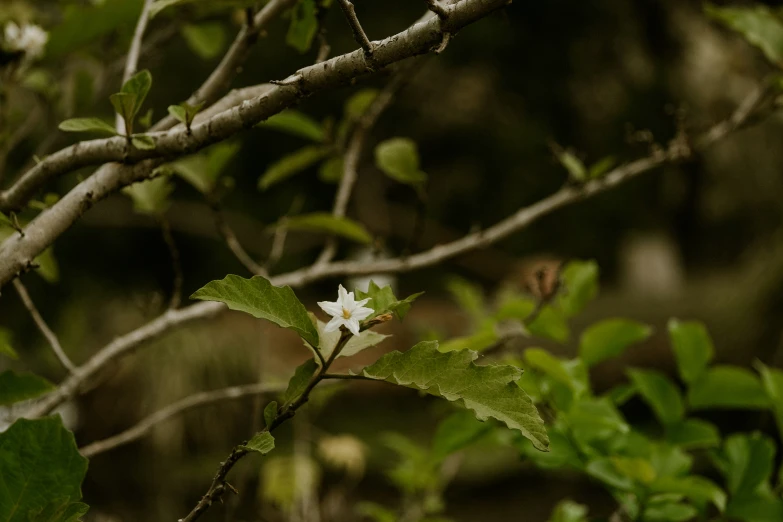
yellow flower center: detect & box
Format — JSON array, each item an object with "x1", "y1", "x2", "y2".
[{"x1": 342, "y1": 308, "x2": 352, "y2": 319}]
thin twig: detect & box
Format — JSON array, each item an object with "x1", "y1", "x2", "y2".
[
  {"x1": 117, "y1": 0, "x2": 154, "y2": 133},
  {"x1": 337, "y1": 0, "x2": 374, "y2": 58},
  {"x1": 264, "y1": 195, "x2": 303, "y2": 271},
  {"x1": 79, "y1": 382, "x2": 286, "y2": 458},
  {"x1": 159, "y1": 216, "x2": 183, "y2": 309},
  {"x1": 210, "y1": 202, "x2": 266, "y2": 276},
  {"x1": 12, "y1": 279, "x2": 77, "y2": 373},
  {"x1": 426, "y1": 0, "x2": 449, "y2": 19}
]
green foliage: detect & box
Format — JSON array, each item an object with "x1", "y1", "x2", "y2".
[
  {"x1": 282, "y1": 359, "x2": 318, "y2": 405},
  {"x1": 444, "y1": 276, "x2": 485, "y2": 323},
  {"x1": 345, "y1": 89, "x2": 379, "y2": 120},
  {"x1": 668, "y1": 319, "x2": 714, "y2": 384},
  {"x1": 547, "y1": 499, "x2": 588, "y2": 522},
  {"x1": 318, "y1": 156, "x2": 343, "y2": 182},
  {"x1": 130, "y1": 134, "x2": 155, "y2": 150},
  {"x1": 627, "y1": 368, "x2": 684, "y2": 426},
  {"x1": 558, "y1": 259, "x2": 599, "y2": 316},
  {"x1": 279, "y1": 212, "x2": 372, "y2": 244},
  {"x1": 58, "y1": 117, "x2": 117, "y2": 135},
  {"x1": 191, "y1": 274, "x2": 320, "y2": 347},
  {"x1": 286, "y1": 0, "x2": 318, "y2": 53},
  {"x1": 431, "y1": 410, "x2": 493, "y2": 460},
  {"x1": 239, "y1": 431, "x2": 275, "y2": 454},
  {"x1": 555, "y1": 149, "x2": 587, "y2": 182},
  {"x1": 357, "y1": 341, "x2": 549, "y2": 451},
  {"x1": 167, "y1": 101, "x2": 205, "y2": 130},
  {"x1": 121, "y1": 175, "x2": 173, "y2": 215},
  {"x1": 354, "y1": 280, "x2": 424, "y2": 320},
  {"x1": 665, "y1": 419, "x2": 721, "y2": 449},
  {"x1": 257, "y1": 110, "x2": 325, "y2": 142},
  {"x1": 705, "y1": 3, "x2": 783, "y2": 66},
  {"x1": 356, "y1": 502, "x2": 396, "y2": 522},
  {"x1": 0, "y1": 370, "x2": 54, "y2": 406},
  {"x1": 47, "y1": 0, "x2": 144, "y2": 58},
  {"x1": 687, "y1": 366, "x2": 769, "y2": 410},
  {"x1": 713, "y1": 432, "x2": 776, "y2": 498},
  {"x1": 264, "y1": 401, "x2": 278, "y2": 428},
  {"x1": 181, "y1": 23, "x2": 225, "y2": 60},
  {"x1": 258, "y1": 145, "x2": 331, "y2": 190},
  {"x1": 0, "y1": 327, "x2": 17, "y2": 359},
  {"x1": 0, "y1": 417, "x2": 88, "y2": 522},
  {"x1": 755, "y1": 361, "x2": 783, "y2": 436},
  {"x1": 113, "y1": 69, "x2": 152, "y2": 135},
  {"x1": 579, "y1": 318, "x2": 652, "y2": 367},
  {"x1": 172, "y1": 141, "x2": 239, "y2": 194},
  {"x1": 374, "y1": 138, "x2": 427, "y2": 189}
]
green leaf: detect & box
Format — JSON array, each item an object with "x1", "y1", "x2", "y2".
[
  {"x1": 445, "y1": 276, "x2": 485, "y2": 322},
  {"x1": 356, "y1": 502, "x2": 397, "y2": 522},
  {"x1": 0, "y1": 328, "x2": 17, "y2": 359},
  {"x1": 374, "y1": 138, "x2": 427, "y2": 188},
  {"x1": 150, "y1": 0, "x2": 191, "y2": 17},
  {"x1": 431, "y1": 410, "x2": 493, "y2": 461},
  {"x1": 167, "y1": 105, "x2": 187, "y2": 125},
  {"x1": 354, "y1": 280, "x2": 423, "y2": 321},
  {"x1": 309, "y1": 316, "x2": 390, "y2": 360},
  {"x1": 121, "y1": 175, "x2": 173, "y2": 216},
  {"x1": 558, "y1": 259, "x2": 599, "y2": 317},
  {"x1": 556, "y1": 150, "x2": 587, "y2": 182},
  {"x1": 665, "y1": 419, "x2": 721, "y2": 449},
  {"x1": 138, "y1": 108, "x2": 153, "y2": 129},
  {"x1": 587, "y1": 156, "x2": 616, "y2": 179},
  {"x1": 687, "y1": 366, "x2": 770, "y2": 410},
  {"x1": 627, "y1": 368, "x2": 684, "y2": 426},
  {"x1": 580, "y1": 318, "x2": 652, "y2": 367},
  {"x1": 436, "y1": 322, "x2": 498, "y2": 353},
  {"x1": 28, "y1": 498, "x2": 89, "y2": 522},
  {"x1": 607, "y1": 383, "x2": 637, "y2": 406},
  {"x1": 58, "y1": 118, "x2": 117, "y2": 135},
  {"x1": 318, "y1": 156, "x2": 343, "y2": 183},
  {"x1": 172, "y1": 142, "x2": 239, "y2": 194},
  {"x1": 713, "y1": 432, "x2": 776, "y2": 497},
  {"x1": 585, "y1": 458, "x2": 636, "y2": 490},
  {"x1": 548, "y1": 499, "x2": 588, "y2": 522},
  {"x1": 357, "y1": 341, "x2": 549, "y2": 451},
  {"x1": 668, "y1": 319, "x2": 714, "y2": 384},
  {"x1": 528, "y1": 305, "x2": 570, "y2": 343},
  {"x1": 754, "y1": 361, "x2": 783, "y2": 437},
  {"x1": 191, "y1": 274, "x2": 320, "y2": 347},
  {"x1": 649, "y1": 476, "x2": 726, "y2": 512},
  {"x1": 705, "y1": 4, "x2": 783, "y2": 66},
  {"x1": 643, "y1": 502, "x2": 697, "y2": 522},
  {"x1": 120, "y1": 69, "x2": 152, "y2": 121},
  {"x1": 131, "y1": 134, "x2": 155, "y2": 150},
  {"x1": 0, "y1": 370, "x2": 55, "y2": 406},
  {"x1": 258, "y1": 145, "x2": 331, "y2": 190},
  {"x1": 258, "y1": 110, "x2": 325, "y2": 142},
  {"x1": 567, "y1": 397, "x2": 629, "y2": 443},
  {"x1": 726, "y1": 495, "x2": 783, "y2": 522},
  {"x1": 0, "y1": 417, "x2": 88, "y2": 522},
  {"x1": 344, "y1": 89, "x2": 379, "y2": 120},
  {"x1": 35, "y1": 247, "x2": 60, "y2": 284},
  {"x1": 263, "y1": 401, "x2": 278, "y2": 428},
  {"x1": 181, "y1": 23, "x2": 225, "y2": 60},
  {"x1": 109, "y1": 92, "x2": 137, "y2": 125},
  {"x1": 525, "y1": 349, "x2": 588, "y2": 396},
  {"x1": 282, "y1": 359, "x2": 319, "y2": 406},
  {"x1": 281, "y1": 213, "x2": 372, "y2": 244},
  {"x1": 239, "y1": 431, "x2": 275, "y2": 454},
  {"x1": 286, "y1": 0, "x2": 318, "y2": 53}
]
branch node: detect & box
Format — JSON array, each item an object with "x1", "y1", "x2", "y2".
[
  {"x1": 433, "y1": 31, "x2": 452, "y2": 54},
  {"x1": 426, "y1": 0, "x2": 449, "y2": 20}
]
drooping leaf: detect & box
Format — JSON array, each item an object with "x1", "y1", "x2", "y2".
[
  {"x1": 354, "y1": 280, "x2": 423, "y2": 321},
  {"x1": 0, "y1": 370, "x2": 55, "y2": 406},
  {"x1": 627, "y1": 368, "x2": 684, "y2": 426},
  {"x1": 754, "y1": 361, "x2": 783, "y2": 437},
  {"x1": 280, "y1": 213, "x2": 372, "y2": 244},
  {"x1": 668, "y1": 319, "x2": 714, "y2": 384},
  {"x1": 687, "y1": 366, "x2": 770, "y2": 410},
  {"x1": 431, "y1": 410, "x2": 493, "y2": 461},
  {"x1": 356, "y1": 341, "x2": 549, "y2": 451},
  {"x1": 286, "y1": 0, "x2": 318, "y2": 53},
  {"x1": 0, "y1": 328, "x2": 17, "y2": 359},
  {"x1": 0, "y1": 417, "x2": 88, "y2": 522},
  {"x1": 239, "y1": 431, "x2": 275, "y2": 454},
  {"x1": 121, "y1": 175, "x2": 173, "y2": 215},
  {"x1": 712, "y1": 432, "x2": 776, "y2": 497},
  {"x1": 282, "y1": 359, "x2": 319, "y2": 406},
  {"x1": 374, "y1": 138, "x2": 427, "y2": 188},
  {"x1": 191, "y1": 274, "x2": 320, "y2": 347},
  {"x1": 558, "y1": 259, "x2": 599, "y2": 317},
  {"x1": 705, "y1": 4, "x2": 783, "y2": 66},
  {"x1": 258, "y1": 110, "x2": 325, "y2": 142},
  {"x1": 665, "y1": 419, "x2": 721, "y2": 449},
  {"x1": 58, "y1": 118, "x2": 117, "y2": 135},
  {"x1": 264, "y1": 401, "x2": 278, "y2": 429},
  {"x1": 308, "y1": 316, "x2": 390, "y2": 360},
  {"x1": 258, "y1": 146, "x2": 331, "y2": 190},
  {"x1": 181, "y1": 23, "x2": 226, "y2": 59},
  {"x1": 344, "y1": 89, "x2": 379, "y2": 120},
  {"x1": 130, "y1": 134, "x2": 155, "y2": 150},
  {"x1": 120, "y1": 69, "x2": 152, "y2": 121},
  {"x1": 547, "y1": 499, "x2": 589, "y2": 522},
  {"x1": 580, "y1": 318, "x2": 652, "y2": 367}
]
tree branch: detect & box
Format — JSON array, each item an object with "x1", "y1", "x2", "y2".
[
  {"x1": 210, "y1": 202, "x2": 266, "y2": 276},
  {"x1": 337, "y1": 0, "x2": 374, "y2": 58},
  {"x1": 12, "y1": 278, "x2": 77, "y2": 374},
  {"x1": 117, "y1": 0, "x2": 154, "y2": 133}
]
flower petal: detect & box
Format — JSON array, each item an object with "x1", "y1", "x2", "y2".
[
  {"x1": 355, "y1": 297, "x2": 372, "y2": 307},
  {"x1": 324, "y1": 316, "x2": 344, "y2": 332},
  {"x1": 318, "y1": 300, "x2": 343, "y2": 317},
  {"x1": 337, "y1": 284, "x2": 349, "y2": 305},
  {"x1": 344, "y1": 317, "x2": 361, "y2": 336},
  {"x1": 351, "y1": 306, "x2": 374, "y2": 322}
]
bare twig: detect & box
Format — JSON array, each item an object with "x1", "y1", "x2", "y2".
[
  {"x1": 79, "y1": 381, "x2": 286, "y2": 458},
  {"x1": 426, "y1": 0, "x2": 450, "y2": 19},
  {"x1": 159, "y1": 216, "x2": 183, "y2": 309},
  {"x1": 337, "y1": 0, "x2": 374, "y2": 58},
  {"x1": 117, "y1": 0, "x2": 154, "y2": 133},
  {"x1": 210, "y1": 202, "x2": 266, "y2": 276},
  {"x1": 12, "y1": 278, "x2": 77, "y2": 374}
]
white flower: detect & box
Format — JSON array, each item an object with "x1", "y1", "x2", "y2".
[
  {"x1": 317, "y1": 284, "x2": 373, "y2": 336},
  {"x1": 4, "y1": 22, "x2": 48, "y2": 60}
]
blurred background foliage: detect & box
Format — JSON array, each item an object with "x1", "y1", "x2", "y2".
[{"x1": 2, "y1": 0, "x2": 783, "y2": 520}]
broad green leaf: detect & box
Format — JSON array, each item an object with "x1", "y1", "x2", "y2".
[
  {"x1": 494, "y1": 296, "x2": 536, "y2": 321},
  {"x1": 264, "y1": 401, "x2": 278, "y2": 428},
  {"x1": 28, "y1": 498, "x2": 89, "y2": 522},
  {"x1": 558, "y1": 259, "x2": 599, "y2": 316},
  {"x1": 374, "y1": 138, "x2": 427, "y2": 188},
  {"x1": 627, "y1": 368, "x2": 684, "y2": 425},
  {"x1": 282, "y1": 359, "x2": 319, "y2": 405},
  {"x1": 168, "y1": 105, "x2": 186, "y2": 124},
  {"x1": 281, "y1": 213, "x2": 372, "y2": 244},
  {"x1": 345, "y1": 89, "x2": 379, "y2": 120},
  {"x1": 431, "y1": 410, "x2": 492, "y2": 461},
  {"x1": 120, "y1": 69, "x2": 152, "y2": 121},
  {"x1": 0, "y1": 417, "x2": 88, "y2": 522},
  {"x1": 58, "y1": 118, "x2": 117, "y2": 135},
  {"x1": 528, "y1": 306, "x2": 570, "y2": 343},
  {"x1": 357, "y1": 341, "x2": 548, "y2": 451},
  {"x1": 665, "y1": 419, "x2": 721, "y2": 449},
  {"x1": 649, "y1": 444, "x2": 692, "y2": 478},
  {"x1": 580, "y1": 318, "x2": 652, "y2": 367},
  {"x1": 173, "y1": 142, "x2": 239, "y2": 194},
  {"x1": 131, "y1": 135, "x2": 155, "y2": 150},
  {"x1": 0, "y1": 328, "x2": 17, "y2": 359},
  {"x1": 643, "y1": 502, "x2": 697, "y2": 522},
  {"x1": 525, "y1": 349, "x2": 588, "y2": 395},
  {"x1": 567, "y1": 397, "x2": 629, "y2": 443},
  {"x1": 110, "y1": 92, "x2": 137, "y2": 125},
  {"x1": 258, "y1": 110, "x2": 325, "y2": 142},
  {"x1": 726, "y1": 495, "x2": 783, "y2": 522},
  {"x1": 318, "y1": 156, "x2": 343, "y2": 183},
  {"x1": 668, "y1": 319, "x2": 714, "y2": 384},
  {"x1": 705, "y1": 4, "x2": 783, "y2": 66},
  {"x1": 192, "y1": 275, "x2": 319, "y2": 347},
  {"x1": 258, "y1": 146, "x2": 331, "y2": 190},
  {"x1": 585, "y1": 458, "x2": 635, "y2": 490},
  {"x1": 606, "y1": 383, "x2": 637, "y2": 406},
  {"x1": 754, "y1": 361, "x2": 783, "y2": 437},
  {"x1": 239, "y1": 431, "x2": 275, "y2": 454},
  {"x1": 308, "y1": 315, "x2": 389, "y2": 360},
  {"x1": 354, "y1": 280, "x2": 423, "y2": 320},
  {"x1": 121, "y1": 175, "x2": 173, "y2": 215},
  {"x1": 713, "y1": 432, "x2": 776, "y2": 497},
  {"x1": 649, "y1": 476, "x2": 726, "y2": 512},
  {"x1": 356, "y1": 502, "x2": 396, "y2": 522},
  {"x1": 556, "y1": 150, "x2": 587, "y2": 182},
  {"x1": 286, "y1": 0, "x2": 318, "y2": 53},
  {"x1": 688, "y1": 366, "x2": 770, "y2": 410},
  {"x1": 0, "y1": 370, "x2": 55, "y2": 406},
  {"x1": 445, "y1": 276, "x2": 485, "y2": 322},
  {"x1": 181, "y1": 23, "x2": 225, "y2": 59},
  {"x1": 611, "y1": 456, "x2": 657, "y2": 485},
  {"x1": 548, "y1": 499, "x2": 588, "y2": 522}
]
